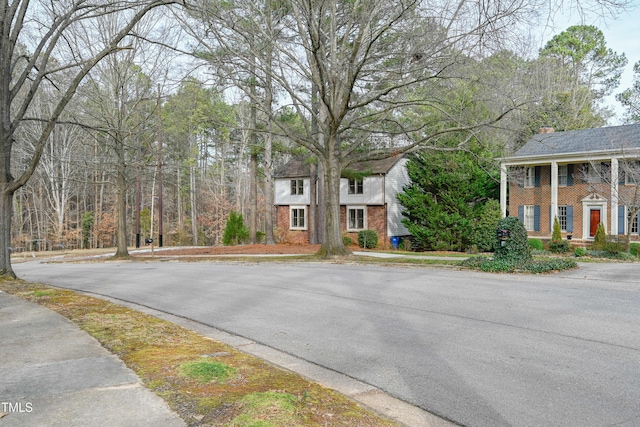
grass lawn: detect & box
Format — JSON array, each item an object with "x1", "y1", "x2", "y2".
[{"x1": 0, "y1": 278, "x2": 398, "y2": 427}]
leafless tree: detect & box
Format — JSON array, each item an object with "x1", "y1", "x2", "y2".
[{"x1": 1, "y1": 0, "x2": 178, "y2": 276}]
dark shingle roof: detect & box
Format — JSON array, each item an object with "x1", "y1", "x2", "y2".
[
  {"x1": 275, "y1": 155, "x2": 404, "y2": 178},
  {"x1": 511, "y1": 124, "x2": 640, "y2": 159}
]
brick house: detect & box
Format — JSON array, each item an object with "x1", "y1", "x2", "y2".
[
  {"x1": 274, "y1": 156, "x2": 411, "y2": 246},
  {"x1": 499, "y1": 124, "x2": 640, "y2": 242}
]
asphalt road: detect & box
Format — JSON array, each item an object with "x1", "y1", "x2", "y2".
[{"x1": 14, "y1": 260, "x2": 640, "y2": 427}]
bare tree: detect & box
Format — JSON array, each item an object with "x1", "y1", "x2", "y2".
[{"x1": 1, "y1": 0, "x2": 178, "y2": 276}]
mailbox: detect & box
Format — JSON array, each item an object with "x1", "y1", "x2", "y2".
[{"x1": 496, "y1": 229, "x2": 510, "y2": 240}]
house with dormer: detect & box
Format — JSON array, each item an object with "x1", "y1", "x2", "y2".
[
  {"x1": 274, "y1": 156, "x2": 411, "y2": 246},
  {"x1": 499, "y1": 124, "x2": 640, "y2": 242}
]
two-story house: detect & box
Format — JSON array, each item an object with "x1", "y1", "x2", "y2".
[
  {"x1": 274, "y1": 156, "x2": 411, "y2": 246},
  {"x1": 499, "y1": 124, "x2": 640, "y2": 242}
]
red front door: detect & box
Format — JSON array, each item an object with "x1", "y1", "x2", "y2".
[{"x1": 590, "y1": 209, "x2": 601, "y2": 237}]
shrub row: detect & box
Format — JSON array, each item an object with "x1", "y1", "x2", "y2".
[{"x1": 462, "y1": 256, "x2": 578, "y2": 273}]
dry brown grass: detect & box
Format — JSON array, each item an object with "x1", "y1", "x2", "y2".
[{"x1": 0, "y1": 279, "x2": 397, "y2": 427}]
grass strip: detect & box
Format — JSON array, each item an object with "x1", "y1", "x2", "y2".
[{"x1": 0, "y1": 278, "x2": 397, "y2": 427}]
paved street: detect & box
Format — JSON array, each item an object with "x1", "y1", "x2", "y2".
[{"x1": 14, "y1": 260, "x2": 640, "y2": 427}]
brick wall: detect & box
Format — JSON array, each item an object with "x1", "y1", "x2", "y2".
[
  {"x1": 509, "y1": 163, "x2": 640, "y2": 242},
  {"x1": 275, "y1": 204, "x2": 388, "y2": 248}
]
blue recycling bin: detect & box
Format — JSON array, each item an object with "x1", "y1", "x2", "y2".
[{"x1": 390, "y1": 236, "x2": 401, "y2": 249}]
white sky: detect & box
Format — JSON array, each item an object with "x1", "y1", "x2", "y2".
[{"x1": 540, "y1": 5, "x2": 640, "y2": 124}]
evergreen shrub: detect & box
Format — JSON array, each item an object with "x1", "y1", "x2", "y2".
[
  {"x1": 493, "y1": 216, "x2": 531, "y2": 264},
  {"x1": 358, "y1": 230, "x2": 378, "y2": 249},
  {"x1": 528, "y1": 238, "x2": 544, "y2": 251},
  {"x1": 222, "y1": 211, "x2": 249, "y2": 246},
  {"x1": 592, "y1": 223, "x2": 606, "y2": 249}
]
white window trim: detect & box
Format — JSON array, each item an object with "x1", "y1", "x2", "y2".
[
  {"x1": 558, "y1": 205, "x2": 568, "y2": 231},
  {"x1": 348, "y1": 177, "x2": 364, "y2": 195},
  {"x1": 289, "y1": 206, "x2": 307, "y2": 230},
  {"x1": 346, "y1": 205, "x2": 367, "y2": 231},
  {"x1": 558, "y1": 165, "x2": 568, "y2": 187},
  {"x1": 524, "y1": 205, "x2": 535, "y2": 231},
  {"x1": 290, "y1": 179, "x2": 304, "y2": 195},
  {"x1": 524, "y1": 167, "x2": 535, "y2": 188}
]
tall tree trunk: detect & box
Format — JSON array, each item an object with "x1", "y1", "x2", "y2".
[
  {"x1": 317, "y1": 143, "x2": 350, "y2": 257},
  {"x1": 249, "y1": 152, "x2": 257, "y2": 243},
  {"x1": 190, "y1": 165, "x2": 198, "y2": 245},
  {"x1": 0, "y1": 186, "x2": 15, "y2": 277},
  {"x1": 114, "y1": 152, "x2": 129, "y2": 258}
]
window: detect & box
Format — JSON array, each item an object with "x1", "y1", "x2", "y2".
[
  {"x1": 290, "y1": 179, "x2": 304, "y2": 195},
  {"x1": 558, "y1": 165, "x2": 568, "y2": 186},
  {"x1": 524, "y1": 167, "x2": 535, "y2": 188},
  {"x1": 524, "y1": 205, "x2": 535, "y2": 231},
  {"x1": 348, "y1": 177, "x2": 364, "y2": 194},
  {"x1": 558, "y1": 206, "x2": 567, "y2": 231},
  {"x1": 290, "y1": 207, "x2": 306, "y2": 230},
  {"x1": 587, "y1": 163, "x2": 606, "y2": 183},
  {"x1": 347, "y1": 207, "x2": 366, "y2": 231},
  {"x1": 630, "y1": 211, "x2": 638, "y2": 234}
]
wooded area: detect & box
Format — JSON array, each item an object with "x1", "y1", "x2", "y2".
[{"x1": 2, "y1": 0, "x2": 637, "y2": 276}]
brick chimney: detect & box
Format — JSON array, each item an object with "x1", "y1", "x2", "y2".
[{"x1": 538, "y1": 126, "x2": 554, "y2": 134}]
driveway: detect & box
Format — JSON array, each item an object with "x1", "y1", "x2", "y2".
[{"x1": 14, "y1": 260, "x2": 640, "y2": 427}]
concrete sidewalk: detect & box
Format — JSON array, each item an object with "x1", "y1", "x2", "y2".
[{"x1": 0, "y1": 291, "x2": 185, "y2": 427}]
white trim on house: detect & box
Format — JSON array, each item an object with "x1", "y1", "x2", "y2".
[
  {"x1": 581, "y1": 193, "x2": 607, "y2": 239},
  {"x1": 346, "y1": 205, "x2": 367, "y2": 231},
  {"x1": 289, "y1": 206, "x2": 308, "y2": 230}
]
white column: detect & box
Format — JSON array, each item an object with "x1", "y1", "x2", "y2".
[
  {"x1": 551, "y1": 161, "x2": 558, "y2": 232},
  {"x1": 611, "y1": 157, "x2": 619, "y2": 235},
  {"x1": 500, "y1": 164, "x2": 508, "y2": 218}
]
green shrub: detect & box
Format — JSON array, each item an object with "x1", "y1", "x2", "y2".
[
  {"x1": 493, "y1": 216, "x2": 531, "y2": 264},
  {"x1": 574, "y1": 247, "x2": 587, "y2": 257},
  {"x1": 342, "y1": 235, "x2": 353, "y2": 246},
  {"x1": 401, "y1": 239, "x2": 412, "y2": 251},
  {"x1": 471, "y1": 199, "x2": 502, "y2": 252},
  {"x1": 357, "y1": 230, "x2": 378, "y2": 249},
  {"x1": 548, "y1": 240, "x2": 570, "y2": 253},
  {"x1": 630, "y1": 243, "x2": 640, "y2": 257},
  {"x1": 222, "y1": 211, "x2": 249, "y2": 246},
  {"x1": 528, "y1": 238, "x2": 544, "y2": 251},
  {"x1": 592, "y1": 223, "x2": 606, "y2": 249},
  {"x1": 256, "y1": 231, "x2": 265, "y2": 243},
  {"x1": 461, "y1": 256, "x2": 577, "y2": 273},
  {"x1": 551, "y1": 216, "x2": 563, "y2": 242},
  {"x1": 602, "y1": 236, "x2": 626, "y2": 254}
]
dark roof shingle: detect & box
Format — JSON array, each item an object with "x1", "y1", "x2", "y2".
[
  {"x1": 511, "y1": 124, "x2": 640, "y2": 159},
  {"x1": 275, "y1": 155, "x2": 404, "y2": 178}
]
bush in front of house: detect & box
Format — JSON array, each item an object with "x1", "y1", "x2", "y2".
[
  {"x1": 461, "y1": 256, "x2": 577, "y2": 273},
  {"x1": 592, "y1": 223, "x2": 606, "y2": 249},
  {"x1": 548, "y1": 217, "x2": 570, "y2": 253},
  {"x1": 461, "y1": 216, "x2": 576, "y2": 273},
  {"x1": 574, "y1": 247, "x2": 587, "y2": 257},
  {"x1": 630, "y1": 243, "x2": 640, "y2": 257},
  {"x1": 493, "y1": 216, "x2": 531, "y2": 264},
  {"x1": 342, "y1": 235, "x2": 353, "y2": 246},
  {"x1": 528, "y1": 238, "x2": 544, "y2": 251},
  {"x1": 357, "y1": 230, "x2": 378, "y2": 249}
]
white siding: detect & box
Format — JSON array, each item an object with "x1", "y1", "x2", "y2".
[
  {"x1": 385, "y1": 158, "x2": 411, "y2": 236},
  {"x1": 274, "y1": 178, "x2": 310, "y2": 205},
  {"x1": 340, "y1": 176, "x2": 384, "y2": 205}
]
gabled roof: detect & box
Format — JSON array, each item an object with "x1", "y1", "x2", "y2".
[
  {"x1": 275, "y1": 155, "x2": 404, "y2": 178},
  {"x1": 505, "y1": 124, "x2": 640, "y2": 161}
]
